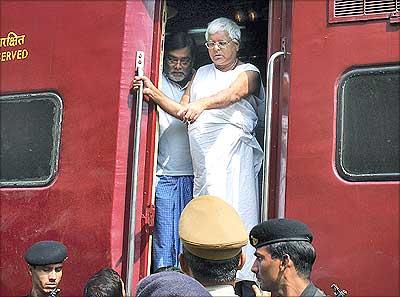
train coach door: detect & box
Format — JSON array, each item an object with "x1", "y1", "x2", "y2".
[
  {"x1": 260, "y1": 0, "x2": 292, "y2": 220},
  {"x1": 151, "y1": 0, "x2": 270, "y2": 277},
  {"x1": 122, "y1": 1, "x2": 163, "y2": 295}
]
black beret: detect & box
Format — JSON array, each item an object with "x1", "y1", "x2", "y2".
[
  {"x1": 249, "y1": 219, "x2": 313, "y2": 248},
  {"x1": 24, "y1": 240, "x2": 68, "y2": 266}
]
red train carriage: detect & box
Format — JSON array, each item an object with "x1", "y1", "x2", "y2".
[
  {"x1": 283, "y1": 1, "x2": 399, "y2": 296},
  {"x1": 1, "y1": 0, "x2": 398, "y2": 296}
]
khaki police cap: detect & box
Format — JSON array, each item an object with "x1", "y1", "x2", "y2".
[{"x1": 179, "y1": 195, "x2": 248, "y2": 260}]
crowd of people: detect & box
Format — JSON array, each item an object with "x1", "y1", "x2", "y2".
[
  {"x1": 24, "y1": 17, "x2": 327, "y2": 297},
  {"x1": 24, "y1": 196, "x2": 325, "y2": 297}
]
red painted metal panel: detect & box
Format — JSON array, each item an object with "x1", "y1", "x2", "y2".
[
  {"x1": 0, "y1": 1, "x2": 160, "y2": 296},
  {"x1": 266, "y1": 0, "x2": 293, "y2": 219},
  {"x1": 286, "y1": 0, "x2": 399, "y2": 295},
  {"x1": 115, "y1": 0, "x2": 161, "y2": 291}
]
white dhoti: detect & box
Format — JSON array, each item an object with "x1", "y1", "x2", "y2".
[{"x1": 189, "y1": 63, "x2": 265, "y2": 281}]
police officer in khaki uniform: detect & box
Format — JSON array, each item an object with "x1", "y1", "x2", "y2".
[
  {"x1": 178, "y1": 195, "x2": 248, "y2": 297},
  {"x1": 24, "y1": 240, "x2": 68, "y2": 297},
  {"x1": 249, "y1": 219, "x2": 326, "y2": 297}
]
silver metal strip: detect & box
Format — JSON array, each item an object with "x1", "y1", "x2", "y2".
[
  {"x1": 126, "y1": 50, "x2": 145, "y2": 297},
  {"x1": 261, "y1": 51, "x2": 285, "y2": 221}
]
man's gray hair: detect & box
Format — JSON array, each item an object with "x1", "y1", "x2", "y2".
[{"x1": 205, "y1": 17, "x2": 241, "y2": 42}]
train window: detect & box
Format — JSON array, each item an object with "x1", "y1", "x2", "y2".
[
  {"x1": 328, "y1": 0, "x2": 400, "y2": 24},
  {"x1": 336, "y1": 65, "x2": 400, "y2": 181},
  {"x1": 0, "y1": 92, "x2": 63, "y2": 187}
]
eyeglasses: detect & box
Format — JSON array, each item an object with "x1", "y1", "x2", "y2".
[
  {"x1": 205, "y1": 39, "x2": 234, "y2": 49},
  {"x1": 166, "y1": 56, "x2": 192, "y2": 66}
]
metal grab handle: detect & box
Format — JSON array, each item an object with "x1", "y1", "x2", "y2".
[
  {"x1": 126, "y1": 51, "x2": 145, "y2": 297},
  {"x1": 261, "y1": 51, "x2": 285, "y2": 221}
]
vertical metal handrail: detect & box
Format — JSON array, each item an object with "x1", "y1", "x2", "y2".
[
  {"x1": 261, "y1": 51, "x2": 285, "y2": 221},
  {"x1": 126, "y1": 51, "x2": 144, "y2": 297}
]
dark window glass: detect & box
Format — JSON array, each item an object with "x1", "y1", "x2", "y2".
[
  {"x1": 336, "y1": 65, "x2": 400, "y2": 181},
  {"x1": 0, "y1": 92, "x2": 63, "y2": 187}
]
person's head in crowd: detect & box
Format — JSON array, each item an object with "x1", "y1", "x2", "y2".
[
  {"x1": 178, "y1": 195, "x2": 247, "y2": 286},
  {"x1": 136, "y1": 271, "x2": 212, "y2": 297},
  {"x1": 83, "y1": 268, "x2": 125, "y2": 297},
  {"x1": 180, "y1": 248, "x2": 242, "y2": 286},
  {"x1": 164, "y1": 31, "x2": 195, "y2": 86},
  {"x1": 250, "y1": 219, "x2": 317, "y2": 295},
  {"x1": 24, "y1": 240, "x2": 68, "y2": 297},
  {"x1": 154, "y1": 265, "x2": 183, "y2": 274}
]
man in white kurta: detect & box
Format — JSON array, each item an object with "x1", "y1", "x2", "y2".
[
  {"x1": 188, "y1": 62, "x2": 265, "y2": 281},
  {"x1": 152, "y1": 32, "x2": 195, "y2": 271}
]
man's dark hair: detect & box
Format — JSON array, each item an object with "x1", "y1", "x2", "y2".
[
  {"x1": 182, "y1": 247, "x2": 240, "y2": 285},
  {"x1": 164, "y1": 31, "x2": 196, "y2": 57},
  {"x1": 266, "y1": 241, "x2": 316, "y2": 279},
  {"x1": 154, "y1": 266, "x2": 183, "y2": 274},
  {"x1": 83, "y1": 268, "x2": 123, "y2": 297}
]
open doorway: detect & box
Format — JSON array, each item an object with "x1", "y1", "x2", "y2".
[
  {"x1": 164, "y1": 0, "x2": 268, "y2": 147},
  {"x1": 150, "y1": 0, "x2": 269, "y2": 273},
  {"x1": 166, "y1": 0, "x2": 268, "y2": 79}
]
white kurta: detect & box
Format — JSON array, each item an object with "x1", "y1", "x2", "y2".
[
  {"x1": 157, "y1": 74, "x2": 193, "y2": 176},
  {"x1": 188, "y1": 63, "x2": 264, "y2": 281}
]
